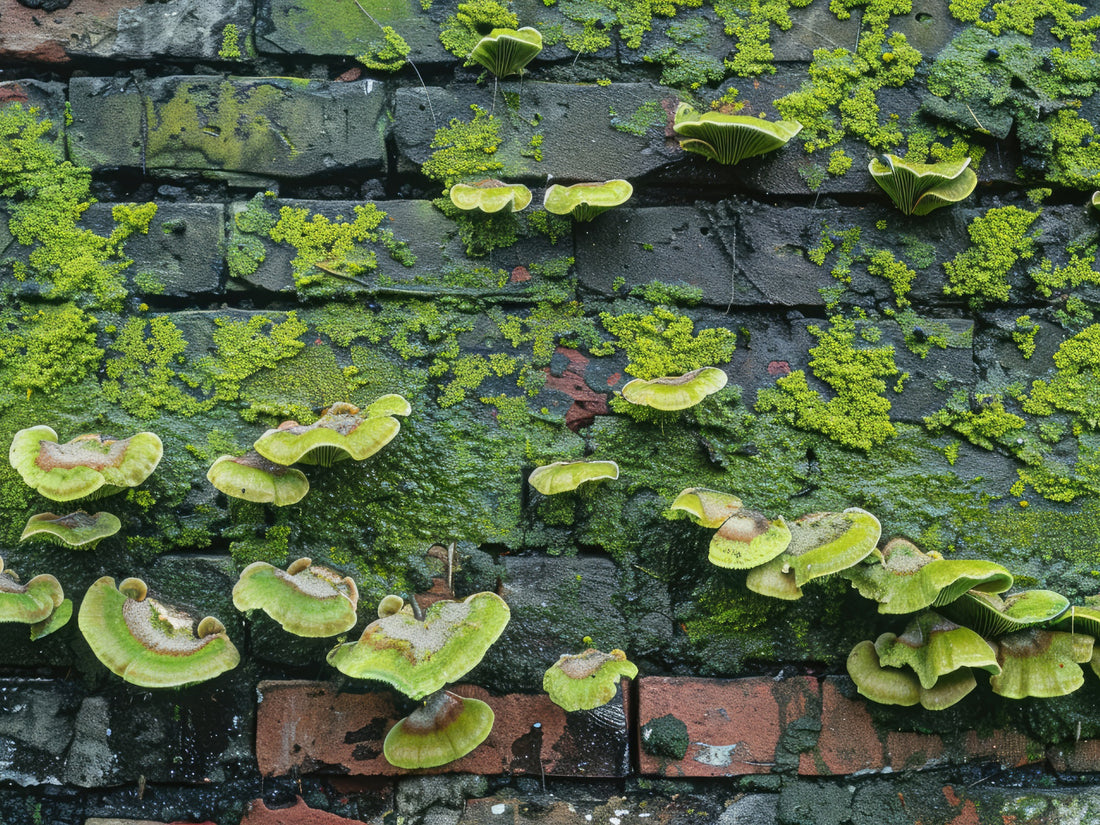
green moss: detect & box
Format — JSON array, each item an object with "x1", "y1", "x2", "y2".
[
  {"x1": 218, "y1": 23, "x2": 242, "y2": 60},
  {"x1": 599, "y1": 305, "x2": 737, "y2": 379},
  {"x1": 197, "y1": 312, "x2": 309, "y2": 404},
  {"x1": 867, "y1": 248, "x2": 915, "y2": 306},
  {"x1": 1054, "y1": 294, "x2": 1095, "y2": 331},
  {"x1": 0, "y1": 303, "x2": 103, "y2": 403},
  {"x1": 890, "y1": 309, "x2": 969, "y2": 358},
  {"x1": 925, "y1": 389, "x2": 1026, "y2": 450},
  {"x1": 421, "y1": 105, "x2": 503, "y2": 189},
  {"x1": 756, "y1": 315, "x2": 898, "y2": 451},
  {"x1": 102, "y1": 316, "x2": 208, "y2": 418},
  {"x1": 629, "y1": 281, "x2": 703, "y2": 306},
  {"x1": 827, "y1": 148, "x2": 853, "y2": 176},
  {"x1": 356, "y1": 25, "x2": 410, "y2": 71},
  {"x1": 943, "y1": 206, "x2": 1040, "y2": 307},
  {"x1": 713, "y1": 0, "x2": 813, "y2": 76},
  {"x1": 609, "y1": 100, "x2": 666, "y2": 136},
  {"x1": 439, "y1": 0, "x2": 518, "y2": 59},
  {"x1": 1045, "y1": 108, "x2": 1100, "y2": 190},
  {"x1": 269, "y1": 203, "x2": 386, "y2": 291},
  {"x1": 1031, "y1": 252, "x2": 1100, "y2": 298},
  {"x1": 1013, "y1": 315, "x2": 1040, "y2": 359},
  {"x1": 1025, "y1": 324, "x2": 1100, "y2": 428}
]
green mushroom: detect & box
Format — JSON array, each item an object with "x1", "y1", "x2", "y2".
[
  {"x1": 528, "y1": 460, "x2": 619, "y2": 495},
  {"x1": 620, "y1": 367, "x2": 728, "y2": 412},
  {"x1": 846, "y1": 639, "x2": 979, "y2": 711},
  {"x1": 78, "y1": 576, "x2": 240, "y2": 688},
  {"x1": 327, "y1": 592, "x2": 510, "y2": 700},
  {"x1": 1091, "y1": 191, "x2": 1100, "y2": 212},
  {"x1": 20, "y1": 511, "x2": 122, "y2": 549},
  {"x1": 543, "y1": 648, "x2": 638, "y2": 712},
  {"x1": 844, "y1": 537, "x2": 1013, "y2": 615},
  {"x1": 543, "y1": 180, "x2": 633, "y2": 222},
  {"x1": 449, "y1": 179, "x2": 533, "y2": 214},
  {"x1": 941, "y1": 589, "x2": 1070, "y2": 639},
  {"x1": 206, "y1": 451, "x2": 309, "y2": 506},
  {"x1": 383, "y1": 689, "x2": 495, "y2": 769},
  {"x1": 233, "y1": 557, "x2": 359, "y2": 637},
  {"x1": 252, "y1": 399, "x2": 407, "y2": 466},
  {"x1": 0, "y1": 555, "x2": 66, "y2": 628},
  {"x1": 468, "y1": 27, "x2": 543, "y2": 78},
  {"x1": 874, "y1": 611, "x2": 1000, "y2": 691},
  {"x1": 868, "y1": 154, "x2": 978, "y2": 216},
  {"x1": 673, "y1": 103, "x2": 802, "y2": 166},
  {"x1": 745, "y1": 508, "x2": 880, "y2": 600},
  {"x1": 990, "y1": 629, "x2": 1094, "y2": 700},
  {"x1": 668, "y1": 487, "x2": 744, "y2": 529},
  {"x1": 9, "y1": 426, "x2": 163, "y2": 502},
  {"x1": 708, "y1": 508, "x2": 791, "y2": 570}
]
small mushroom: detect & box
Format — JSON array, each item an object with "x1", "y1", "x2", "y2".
[
  {"x1": 990, "y1": 628, "x2": 1094, "y2": 699},
  {"x1": 467, "y1": 27, "x2": 543, "y2": 78},
  {"x1": 327, "y1": 592, "x2": 510, "y2": 700},
  {"x1": 543, "y1": 180, "x2": 633, "y2": 222},
  {"x1": 868, "y1": 154, "x2": 977, "y2": 216},
  {"x1": 528, "y1": 460, "x2": 619, "y2": 495},
  {"x1": 252, "y1": 399, "x2": 407, "y2": 466},
  {"x1": 206, "y1": 451, "x2": 309, "y2": 506},
  {"x1": 9, "y1": 426, "x2": 163, "y2": 502},
  {"x1": 78, "y1": 576, "x2": 240, "y2": 688},
  {"x1": 846, "y1": 638, "x2": 977, "y2": 711},
  {"x1": 708, "y1": 508, "x2": 791, "y2": 570},
  {"x1": 383, "y1": 689, "x2": 495, "y2": 769},
  {"x1": 543, "y1": 648, "x2": 638, "y2": 712},
  {"x1": 30, "y1": 599, "x2": 73, "y2": 641},
  {"x1": 874, "y1": 612, "x2": 1000, "y2": 690},
  {"x1": 449, "y1": 179, "x2": 533, "y2": 214},
  {"x1": 0, "y1": 555, "x2": 65, "y2": 627},
  {"x1": 20, "y1": 511, "x2": 122, "y2": 549},
  {"x1": 673, "y1": 103, "x2": 802, "y2": 166},
  {"x1": 941, "y1": 589, "x2": 1070, "y2": 638},
  {"x1": 232, "y1": 558, "x2": 359, "y2": 637},
  {"x1": 620, "y1": 367, "x2": 728, "y2": 412},
  {"x1": 668, "y1": 487, "x2": 744, "y2": 529}
]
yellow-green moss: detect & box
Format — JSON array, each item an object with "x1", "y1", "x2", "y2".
[
  {"x1": 439, "y1": 0, "x2": 518, "y2": 59},
  {"x1": 102, "y1": 316, "x2": 208, "y2": 418},
  {"x1": 943, "y1": 206, "x2": 1040, "y2": 307},
  {"x1": 198, "y1": 313, "x2": 309, "y2": 403},
  {"x1": 421, "y1": 105, "x2": 503, "y2": 189},
  {"x1": 1024, "y1": 324, "x2": 1100, "y2": 427},
  {"x1": 218, "y1": 24, "x2": 243, "y2": 60},
  {"x1": 599, "y1": 305, "x2": 737, "y2": 379},
  {"x1": 1030, "y1": 252, "x2": 1100, "y2": 298},
  {"x1": 0, "y1": 303, "x2": 103, "y2": 401}
]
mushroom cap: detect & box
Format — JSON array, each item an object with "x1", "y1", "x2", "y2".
[
  {"x1": 207, "y1": 452, "x2": 310, "y2": 506},
  {"x1": 874, "y1": 612, "x2": 1000, "y2": 690},
  {"x1": 30, "y1": 598, "x2": 73, "y2": 641},
  {"x1": 20, "y1": 511, "x2": 122, "y2": 549},
  {"x1": 990, "y1": 628, "x2": 1094, "y2": 699},
  {"x1": 942, "y1": 589, "x2": 1070, "y2": 638},
  {"x1": 78, "y1": 576, "x2": 240, "y2": 688},
  {"x1": 668, "y1": 487, "x2": 744, "y2": 529},
  {"x1": 253, "y1": 403, "x2": 402, "y2": 466},
  {"x1": 0, "y1": 558, "x2": 65, "y2": 625},
  {"x1": 233, "y1": 559, "x2": 359, "y2": 637},
  {"x1": 708, "y1": 508, "x2": 791, "y2": 570},
  {"x1": 449, "y1": 179, "x2": 533, "y2": 214},
  {"x1": 543, "y1": 180, "x2": 633, "y2": 222},
  {"x1": 846, "y1": 640, "x2": 920, "y2": 707},
  {"x1": 673, "y1": 103, "x2": 802, "y2": 165},
  {"x1": 10, "y1": 426, "x2": 163, "y2": 501},
  {"x1": 383, "y1": 690, "x2": 495, "y2": 769},
  {"x1": 845, "y1": 537, "x2": 1013, "y2": 615},
  {"x1": 528, "y1": 460, "x2": 619, "y2": 495},
  {"x1": 366, "y1": 393, "x2": 412, "y2": 418},
  {"x1": 1054, "y1": 604, "x2": 1100, "y2": 638},
  {"x1": 621, "y1": 367, "x2": 728, "y2": 411},
  {"x1": 543, "y1": 648, "x2": 638, "y2": 712},
  {"x1": 467, "y1": 26, "x2": 543, "y2": 78},
  {"x1": 744, "y1": 556, "x2": 804, "y2": 600},
  {"x1": 868, "y1": 154, "x2": 977, "y2": 216},
  {"x1": 327, "y1": 591, "x2": 510, "y2": 700},
  {"x1": 780, "y1": 508, "x2": 881, "y2": 587}
]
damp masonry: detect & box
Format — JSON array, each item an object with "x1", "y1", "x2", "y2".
[{"x1": 4, "y1": 0, "x2": 1100, "y2": 823}]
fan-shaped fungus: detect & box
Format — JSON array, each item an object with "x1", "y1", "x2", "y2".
[
  {"x1": 528, "y1": 460, "x2": 619, "y2": 495},
  {"x1": 990, "y1": 628, "x2": 1094, "y2": 699},
  {"x1": 206, "y1": 451, "x2": 310, "y2": 506},
  {"x1": 874, "y1": 612, "x2": 1000, "y2": 690},
  {"x1": 383, "y1": 689, "x2": 495, "y2": 769},
  {"x1": 543, "y1": 180, "x2": 633, "y2": 222},
  {"x1": 621, "y1": 367, "x2": 728, "y2": 412},
  {"x1": 20, "y1": 511, "x2": 122, "y2": 549},
  {"x1": 868, "y1": 154, "x2": 977, "y2": 216},
  {"x1": 0, "y1": 556, "x2": 66, "y2": 628},
  {"x1": 449, "y1": 179, "x2": 533, "y2": 214},
  {"x1": 543, "y1": 648, "x2": 638, "y2": 712},
  {"x1": 233, "y1": 558, "x2": 359, "y2": 637},
  {"x1": 668, "y1": 487, "x2": 744, "y2": 529},
  {"x1": 252, "y1": 399, "x2": 407, "y2": 466},
  {"x1": 468, "y1": 27, "x2": 543, "y2": 78},
  {"x1": 941, "y1": 589, "x2": 1070, "y2": 639},
  {"x1": 673, "y1": 104, "x2": 802, "y2": 166},
  {"x1": 708, "y1": 508, "x2": 791, "y2": 570}
]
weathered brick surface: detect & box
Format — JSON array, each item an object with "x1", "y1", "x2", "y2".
[
  {"x1": 256, "y1": 680, "x2": 630, "y2": 777},
  {"x1": 240, "y1": 797, "x2": 366, "y2": 825}
]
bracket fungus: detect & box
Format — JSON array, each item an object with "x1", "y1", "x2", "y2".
[
  {"x1": 941, "y1": 589, "x2": 1070, "y2": 639},
  {"x1": 528, "y1": 460, "x2": 619, "y2": 495},
  {"x1": 384, "y1": 689, "x2": 495, "y2": 769},
  {"x1": 21, "y1": 511, "x2": 122, "y2": 549},
  {"x1": 868, "y1": 154, "x2": 978, "y2": 216},
  {"x1": 673, "y1": 103, "x2": 802, "y2": 166},
  {"x1": 847, "y1": 639, "x2": 980, "y2": 711},
  {"x1": 78, "y1": 576, "x2": 240, "y2": 688},
  {"x1": 543, "y1": 180, "x2": 633, "y2": 222},
  {"x1": 744, "y1": 508, "x2": 880, "y2": 599},
  {"x1": 543, "y1": 648, "x2": 638, "y2": 712},
  {"x1": 1091, "y1": 191, "x2": 1100, "y2": 212},
  {"x1": 327, "y1": 592, "x2": 510, "y2": 700},
  {"x1": 707, "y1": 508, "x2": 791, "y2": 570},
  {"x1": 874, "y1": 612, "x2": 1000, "y2": 692},
  {"x1": 468, "y1": 27, "x2": 543, "y2": 78},
  {"x1": 449, "y1": 179, "x2": 533, "y2": 214},
  {"x1": 844, "y1": 537, "x2": 1013, "y2": 615},
  {"x1": 9, "y1": 426, "x2": 163, "y2": 502},
  {"x1": 252, "y1": 398, "x2": 408, "y2": 466},
  {"x1": 669, "y1": 487, "x2": 744, "y2": 529},
  {"x1": 206, "y1": 451, "x2": 309, "y2": 506},
  {"x1": 620, "y1": 367, "x2": 728, "y2": 412},
  {"x1": 0, "y1": 555, "x2": 67, "y2": 630},
  {"x1": 989, "y1": 629, "x2": 1094, "y2": 699},
  {"x1": 233, "y1": 558, "x2": 359, "y2": 637}
]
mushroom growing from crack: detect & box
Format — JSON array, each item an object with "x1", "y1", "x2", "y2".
[
  {"x1": 9, "y1": 426, "x2": 163, "y2": 502},
  {"x1": 874, "y1": 611, "x2": 1000, "y2": 699},
  {"x1": 206, "y1": 451, "x2": 310, "y2": 506},
  {"x1": 0, "y1": 554, "x2": 69, "y2": 639},
  {"x1": 846, "y1": 638, "x2": 980, "y2": 711},
  {"x1": 233, "y1": 557, "x2": 359, "y2": 637},
  {"x1": 621, "y1": 367, "x2": 728, "y2": 412},
  {"x1": 668, "y1": 487, "x2": 744, "y2": 529},
  {"x1": 468, "y1": 27, "x2": 543, "y2": 78},
  {"x1": 528, "y1": 460, "x2": 619, "y2": 495},
  {"x1": 20, "y1": 511, "x2": 122, "y2": 549},
  {"x1": 252, "y1": 397, "x2": 409, "y2": 467},
  {"x1": 449, "y1": 179, "x2": 533, "y2": 214},
  {"x1": 673, "y1": 103, "x2": 802, "y2": 166},
  {"x1": 543, "y1": 180, "x2": 633, "y2": 222},
  {"x1": 78, "y1": 576, "x2": 240, "y2": 688},
  {"x1": 543, "y1": 648, "x2": 637, "y2": 712},
  {"x1": 868, "y1": 154, "x2": 978, "y2": 216},
  {"x1": 328, "y1": 592, "x2": 510, "y2": 768}
]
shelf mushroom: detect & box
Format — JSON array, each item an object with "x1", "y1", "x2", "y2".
[
  {"x1": 989, "y1": 628, "x2": 1094, "y2": 700},
  {"x1": 707, "y1": 507, "x2": 791, "y2": 570},
  {"x1": 621, "y1": 367, "x2": 728, "y2": 412},
  {"x1": 206, "y1": 451, "x2": 310, "y2": 506},
  {"x1": 449, "y1": 179, "x2": 533, "y2": 214},
  {"x1": 0, "y1": 555, "x2": 69, "y2": 638},
  {"x1": 543, "y1": 648, "x2": 637, "y2": 712},
  {"x1": 233, "y1": 558, "x2": 359, "y2": 637},
  {"x1": 668, "y1": 487, "x2": 744, "y2": 529},
  {"x1": 869, "y1": 154, "x2": 977, "y2": 216},
  {"x1": 543, "y1": 180, "x2": 633, "y2": 222},
  {"x1": 21, "y1": 511, "x2": 122, "y2": 549},
  {"x1": 383, "y1": 689, "x2": 496, "y2": 770},
  {"x1": 673, "y1": 103, "x2": 802, "y2": 166},
  {"x1": 527, "y1": 460, "x2": 619, "y2": 495},
  {"x1": 252, "y1": 396, "x2": 409, "y2": 467},
  {"x1": 467, "y1": 27, "x2": 543, "y2": 78}
]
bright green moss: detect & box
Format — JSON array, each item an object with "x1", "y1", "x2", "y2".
[
  {"x1": 0, "y1": 303, "x2": 103, "y2": 400},
  {"x1": 1024, "y1": 324, "x2": 1100, "y2": 427},
  {"x1": 713, "y1": 0, "x2": 813, "y2": 76},
  {"x1": 219, "y1": 23, "x2": 242, "y2": 60},
  {"x1": 356, "y1": 25, "x2": 410, "y2": 71},
  {"x1": 198, "y1": 313, "x2": 309, "y2": 403},
  {"x1": 890, "y1": 309, "x2": 969, "y2": 358},
  {"x1": 102, "y1": 316, "x2": 208, "y2": 418},
  {"x1": 943, "y1": 206, "x2": 1040, "y2": 306},
  {"x1": 925, "y1": 389, "x2": 1026, "y2": 450},
  {"x1": 268, "y1": 203, "x2": 386, "y2": 290},
  {"x1": 421, "y1": 105, "x2": 503, "y2": 189},
  {"x1": 1013, "y1": 315, "x2": 1040, "y2": 359},
  {"x1": 630, "y1": 281, "x2": 703, "y2": 306},
  {"x1": 609, "y1": 100, "x2": 666, "y2": 135},
  {"x1": 827, "y1": 148, "x2": 853, "y2": 176},
  {"x1": 1045, "y1": 108, "x2": 1100, "y2": 190},
  {"x1": 756, "y1": 315, "x2": 898, "y2": 451},
  {"x1": 439, "y1": 0, "x2": 518, "y2": 59},
  {"x1": 599, "y1": 305, "x2": 737, "y2": 379},
  {"x1": 867, "y1": 248, "x2": 915, "y2": 306}
]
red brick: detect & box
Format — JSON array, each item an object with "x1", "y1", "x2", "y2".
[
  {"x1": 637, "y1": 676, "x2": 819, "y2": 777},
  {"x1": 542, "y1": 347, "x2": 609, "y2": 431},
  {"x1": 256, "y1": 680, "x2": 629, "y2": 778},
  {"x1": 800, "y1": 677, "x2": 886, "y2": 774},
  {"x1": 240, "y1": 797, "x2": 362, "y2": 825},
  {"x1": 1047, "y1": 738, "x2": 1100, "y2": 773},
  {"x1": 0, "y1": 0, "x2": 139, "y2": 63}
]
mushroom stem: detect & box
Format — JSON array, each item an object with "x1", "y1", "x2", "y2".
[{"x1": 408, "y1": 594, "x2": 425, "y2": 621}]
